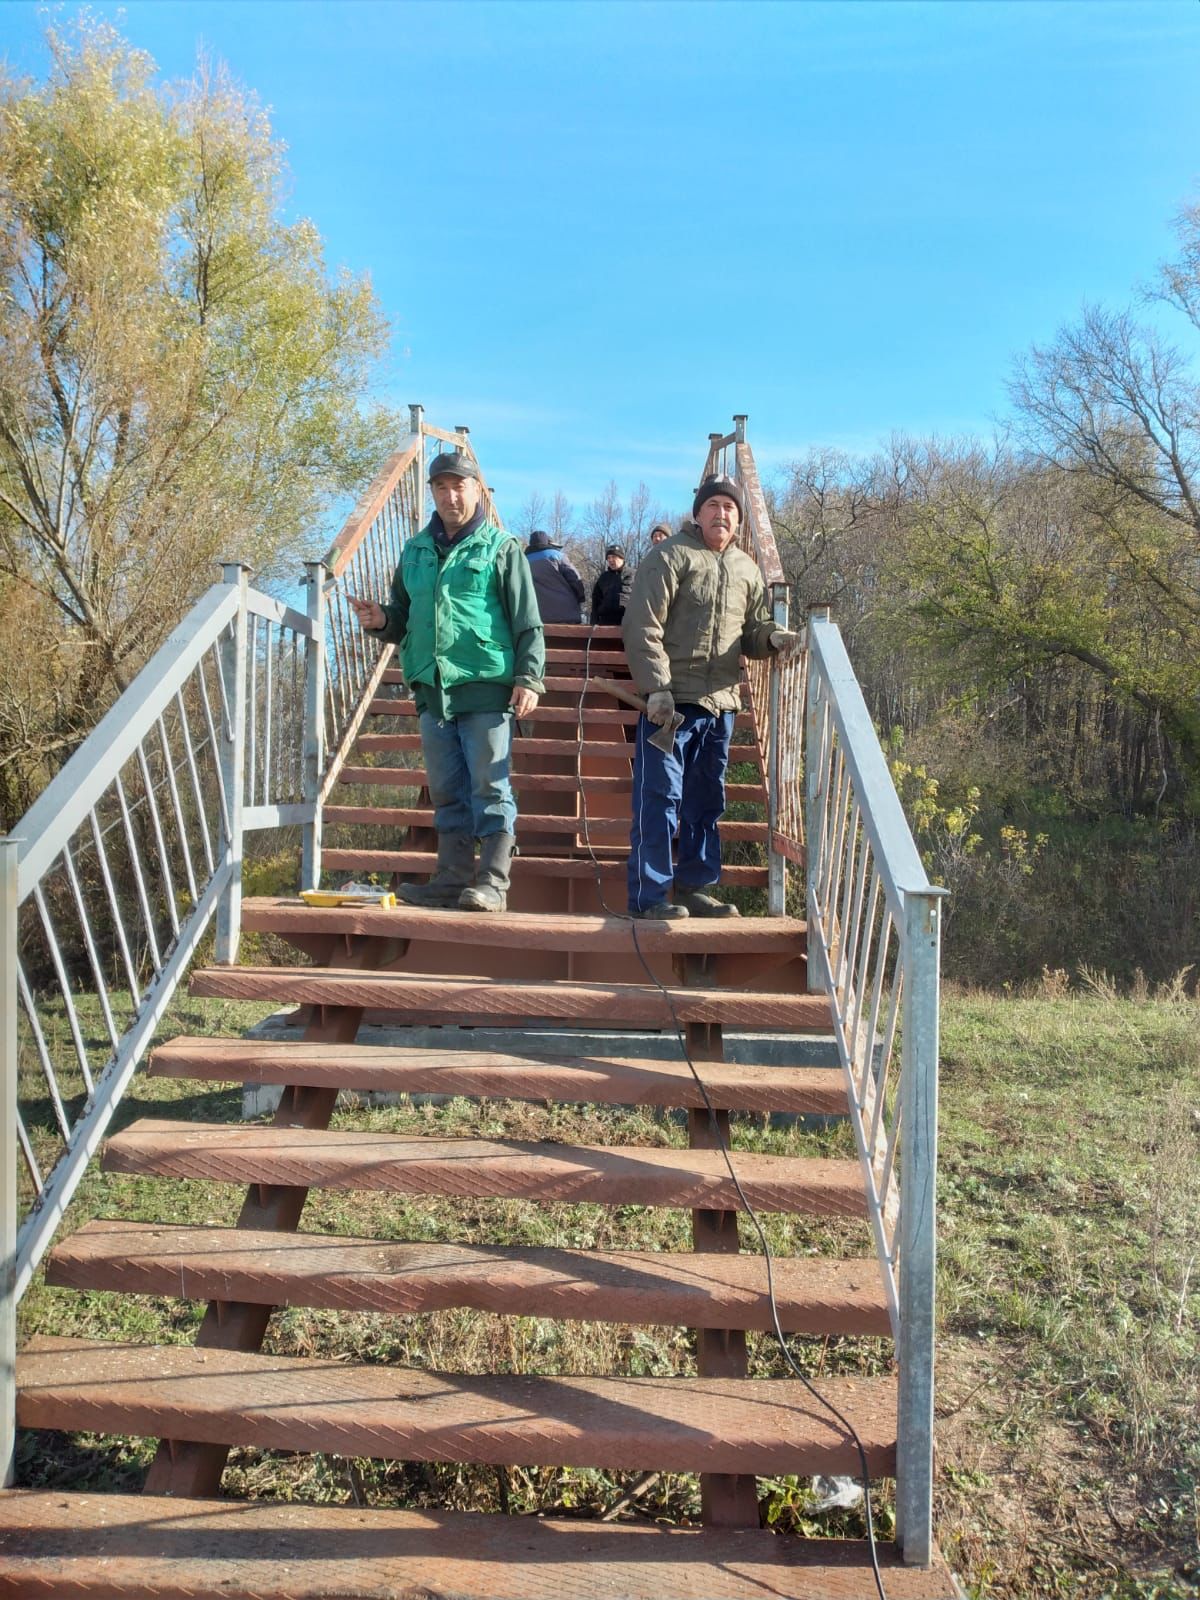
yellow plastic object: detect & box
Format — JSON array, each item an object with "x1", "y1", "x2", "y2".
[{"x1": 299, "y1": 888, "x2": 396, "y2": 909}]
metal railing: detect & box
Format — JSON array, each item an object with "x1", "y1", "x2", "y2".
[
  {"x1": 0, "y1": 411, "x2": 475, "y2": 1482},
  {"x1": 725, "y1": 421, "x2": 942, "y2": 1567}
]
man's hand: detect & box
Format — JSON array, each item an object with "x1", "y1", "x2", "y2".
[
  {"x1": 770, "y1": 629, "x2": 804, "y2": 660},
  {"x1": 645, "y1": 690, "x2": 676, "y2": 727},
  {"x1": 510, "y1": 686, "x2": 539, "y2": 719},
  {"x1": 348, "y1": 594, "x2": 386, "y2": 631}
]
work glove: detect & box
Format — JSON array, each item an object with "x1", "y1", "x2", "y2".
[
  {"x1": 770, "y1": 629, "x2": 804, "y2": 660},
  {"x1": 645, "y1": 690, "x2": 676, "y2": 727}
]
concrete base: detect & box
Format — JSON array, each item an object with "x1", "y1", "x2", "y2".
[{"x1": 241, "y1": 1013, "x2": 845, "y2": 1126}]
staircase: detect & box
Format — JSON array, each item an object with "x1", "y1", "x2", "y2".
[{"x1": 0, "y1": 418, "x2": 957, "y2": 1597}]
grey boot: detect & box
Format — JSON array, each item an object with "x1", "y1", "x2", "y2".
[
  {"x1": 396, "y1": 832, "x2": 474, "y2": 908},
  {"x1": 458, "y1": 832, "x2": 516, "y2": 913}
]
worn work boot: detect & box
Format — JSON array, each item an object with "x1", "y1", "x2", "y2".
[
  {"x1": 458, "y1": 832, "x2": 516, "y2": 913},
  {"x1": 630, "y1": 900, "x2": 689, "y2": 921},
  {"x1": 396, "y1": 832, "x2": 474, "y2": 909},
  {"x1": 674, "y1": 886, "x2": 740, "y2": 918}
]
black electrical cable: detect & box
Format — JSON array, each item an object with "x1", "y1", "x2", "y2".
[{"x1": 573, "y1": 623, "x2": 889, "y2": 1600}]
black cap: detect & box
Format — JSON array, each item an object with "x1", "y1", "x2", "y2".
[
  {"x1": 605, "y1": 544, "x2": 625, "y2": 558},
  {"x1": 527, "y1": 530, "x2": 558, "y2": 552},
  {"x1": 428, "y1": 451, "x2": 480, "y2": 482},
  {"x1": 692, "y1": 474, "x2": 746, "y2": 524}
]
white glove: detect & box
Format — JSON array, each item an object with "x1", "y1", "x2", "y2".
[
  {"x1": 645, "y1": 690, "x2": 676, "y2": 727},
  {"x1": 770, "y1": 629, "x2": 804, "y2": 660}
]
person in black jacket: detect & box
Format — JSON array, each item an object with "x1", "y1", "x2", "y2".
[
  {"x1": 591, "y1": 544, "x2": 633, "y2": 626},
  {"x1": 525, "y1": 529, "x2": 586, "y2": 623}
]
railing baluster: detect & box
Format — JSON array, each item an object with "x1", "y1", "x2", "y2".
[
  {"x1": 134, "y1": 744, "x2": 180, "y2": 942},
  {"x1": 16, "y1": 965, "x2": 71, "y2": 1143},
  {"x1": 175, "y1": 691, "x2": 215, "y2": 877},
  {"x1": 156, "y1": 716, "x2": 199, "y2": 907},
  {"x1": 61, "y1": 845, "x2": 119, "y2": 1055}
]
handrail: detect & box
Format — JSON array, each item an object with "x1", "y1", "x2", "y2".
[
  {"x1": 717, "y1": 415, "x2": 942, "y2": 1565},
  {"x1": 322, "y1": 434, "x2": 421, "y2": 579},
  {"x1": 2, "y1": 572, "x2": 315, "y2": 1303}
]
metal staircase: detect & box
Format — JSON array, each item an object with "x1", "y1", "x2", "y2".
[{"x1": 0, "y1": 417, "x2": 957, "y2": 1597}]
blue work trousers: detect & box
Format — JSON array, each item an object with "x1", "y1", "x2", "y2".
[
  {"x1": 627, "y1": 705, "x2": 735, "y2": 914},
  {"x1": 418, "y1": 710, "x2": 517, "y2": 838}
]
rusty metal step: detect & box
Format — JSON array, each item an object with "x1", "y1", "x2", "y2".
[
  {"x1": 321, "y1": 850, "x2": 770, "y2": 885},
  {"x1": 0, "y1": 1489, "x2": 962, "y2": 1599},
  {"x1": 354, "y1": 731, "x2": 760, "y2": 761},
  {"x1": 150, "y1": 1035, "x2": 843, "y2": 1114},
  {"x1": 323, "y1": 807, "x2": 767, "y2": 839},
  {"x1": 334, "y1": 766, "x2": 764, "y2": 800},
  {"x1": 47, "y1": 1221, "x2": 889, "y2": 1335},
  {"x1": 239, "y1": 900, "x2": 804, "y2": 955},
  {"x1": 102, "y1": 1123, "x2": 866, "y2": 1216},
  {"x1": 188, "y1": 968, "x2": 830, "y2": 1030},
  {"x1": 365, "y1": 700, "x2": 756, "y2": 729},
  {"x1": 17, "y1": 1336, "x2": 895, "y2": 1477}
]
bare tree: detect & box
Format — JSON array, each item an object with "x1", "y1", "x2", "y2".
[{"x1": 512, "y1": 490, "x2": 548, "y2": 540}]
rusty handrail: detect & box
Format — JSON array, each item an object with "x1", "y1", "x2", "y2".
[{"x1": 322, "y1": 434, "x2": 422, "y2": 580}]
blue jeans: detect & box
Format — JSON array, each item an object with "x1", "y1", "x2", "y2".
[
  {"x1": 418, "y1": 710, "x2": 517, "y2": 837},
  {"x1": 627, "y1": 705, "x2": 735, "y2": 913}
]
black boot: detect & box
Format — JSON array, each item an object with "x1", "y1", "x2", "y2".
[
  {"x1": 458, "y1": 832, "x2": 516, "y2": 913},
  {"x1": 396, "y1": 832, "x2": 474, "y2": 908},
  {"x1": 674, "y1": 886, "x2": 740, "y2": 918}
]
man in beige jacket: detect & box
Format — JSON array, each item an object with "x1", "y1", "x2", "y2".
[{"x1": 621, "y1": 474, "x2": 799, "y2": 919}]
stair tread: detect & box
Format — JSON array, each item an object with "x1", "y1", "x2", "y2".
[
  {"x1": 102, "y1": 1122, "x2": 867, "y2": 1215},
  {"x1": 323, "y1": 807, "x2": 767, "y2": 836},
  {"x1": 335, "y1": 766, "x2": 762, "y2": 797},
  {"x1": 0, "y1": 1490, "x2": 961, "y2": 1599},
  {"x1": 47, "y1": 1221, "x2": 889, "y2": 1334},
  {"x1": 18, "y1": 1336, "x2": 895, "y2": 1476},
  {"x1": 355, "y1": 731, "x2": 759, "y2": 759},
  {"x1": 320, "y1": 849, "x2": 770, "y2": 883},
  {"x1": 188, "y1": 968, "x2": 831, "y2": 1029},
  {"x1": 151, "y1": 1037, "x2": 845, "y2": 1113},
  {"x1": 241, "y1": 899, "x2": 801, "y2": 952},
  {"x1": 366, "y1": 701, "x2": 755, "y2": 728}
]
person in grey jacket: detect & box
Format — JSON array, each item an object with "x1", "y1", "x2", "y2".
[
  {"x1": 525, "y1": 529, "x2": 586, "y2": 623},
  {"x1": 621, "y1": 474, "x2": 801, "y2": 919}
]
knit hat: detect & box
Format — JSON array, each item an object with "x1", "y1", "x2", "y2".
[
  {"x1": 692, "y1": 474, "x2": 746, "y2": 524},
  {"x1": 428, "y1": 450, "x2": 480, "y2": 482},
  {"x1": 605, "y1": 544, "x2": 625, "y2": 558},
  {"x1": 527, "y1": 529, "x2": 558, "y2": 552},
  {"x1": 649, "y1": 522, "x2": 672, "y2": 541}
]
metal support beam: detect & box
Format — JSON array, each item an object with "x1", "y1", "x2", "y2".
[
  {"x1": 896, "y1": 886, "x2": 943, "y2": 1566},
  {"x1": 805, "y1": 605, "x2": 831, "y2": 992},
  {"x1": 767, "y1": 585, "x2": 789, "y2": 916},
  {"x1": 301, "y1": 561, "x2": 327, "y2": 891},
  {"x1": 215, "y1": 564, "x2": 250, "y2": 964},
  {"x1": 0, "y1": 839, "x2": 18, "y2": 1486}
]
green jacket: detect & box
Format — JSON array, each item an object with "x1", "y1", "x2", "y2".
[
  {"x1": 621, "y1": 525, "x2": 776, "y2": 714},
  {"x1": 373, "y1": 517, "x2": 545, "y2": 721}
]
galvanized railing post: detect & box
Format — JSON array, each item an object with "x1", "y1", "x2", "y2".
[
  {"x1": 301, "y1": 560, "x2": 327, "y2": 891},
  {"x1": 215, "y1": 562, "x2": 250, "y2": 964},
  {"x1": 896, "y1": 884, "x2": 943, "y2": 1566},
  {"x1": 410, "y1": 403, "x2": 425, "y2": 495},
  {"x1": 804, "y1": 606, "x2": 831, "y2": 991},
  {"x1": 767, "y1": 585, "x2": 789, "y2": 916},
  {"x1": 0, "y1": 837, "x2": 19, "y2": 1485}
]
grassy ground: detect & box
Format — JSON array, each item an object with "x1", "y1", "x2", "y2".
[{"x1": 14, "y1": 982, "x2": 1200, "y2": 1598}]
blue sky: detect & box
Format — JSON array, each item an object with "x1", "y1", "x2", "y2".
[{"x1": 4, "y1": 0, "x2": 1200, "y2": 530}]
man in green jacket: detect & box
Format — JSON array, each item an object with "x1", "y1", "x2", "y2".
[
  {"x1": 349, "y1": 451, "x2": 544, "y2": 912},
  {"x1": 622, "y1": 474, "x2": 800, "y2": 919}
]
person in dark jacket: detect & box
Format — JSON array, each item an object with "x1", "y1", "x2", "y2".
[
  {"x1": 525, "y1": 529, "x2": 586, "y2": 623},
  {"x1": 591, "y1": 544, "x2": 633, "y2": 626}
]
